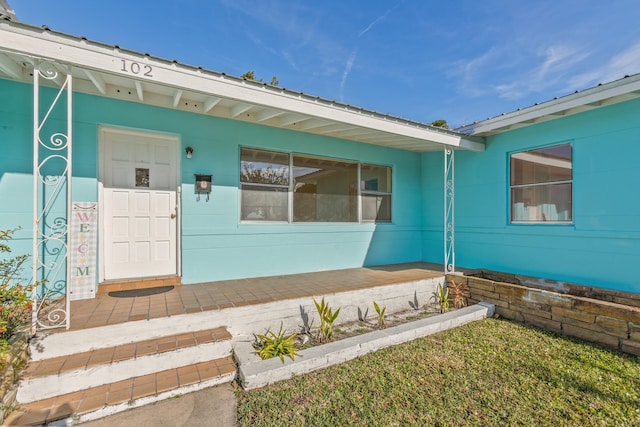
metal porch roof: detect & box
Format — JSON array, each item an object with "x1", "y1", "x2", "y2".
[{"x1": 0, "y1": 19, "x2": 484, "y2": 153}]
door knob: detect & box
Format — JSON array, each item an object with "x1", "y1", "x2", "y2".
[{"x1": 170, "y1": 213, "x2": 177, "y2": 219}]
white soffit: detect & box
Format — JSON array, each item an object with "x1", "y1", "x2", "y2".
[
  {"x1": 0, "y1": 20, "x2": 484, "y2": 152},
  {"x1": 458, "y1": 74, "x2": 640, "y2": 137}
]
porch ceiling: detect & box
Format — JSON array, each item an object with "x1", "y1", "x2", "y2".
[{"x1": 0, "y1": 19, "x2": 485, "y2": 153}]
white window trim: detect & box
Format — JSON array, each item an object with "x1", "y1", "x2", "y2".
[
  {"x1": 239, "y1": 147, "x2": 392, "y2": 224},
  {"x1": 509, "y1": 143, "x2": 573, "y2": 225}
]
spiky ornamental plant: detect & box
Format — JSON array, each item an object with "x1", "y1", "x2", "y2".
[
  {"x1": 448, "y1": 278, "x2": 470, "y2": 309},
  {"x1": 373, "y1": 301, "x2": 386, "y2": 329},
  {"x1": 432, "y1": 283, "x2": 450, "y2": 313},
  {"x1": 254, "y1": 322, "x2": 299, "y2": 363},
  {"x1": 313, "y1": 297, "x2": 340, "y2": 343}
]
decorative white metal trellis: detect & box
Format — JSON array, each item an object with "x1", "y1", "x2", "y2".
[
  {"x1": 444, "y1": 147, "x2": 455, "y2": 273},
  {"x1": 31, "y1": 60, "x2": 72, "y2": 331}
]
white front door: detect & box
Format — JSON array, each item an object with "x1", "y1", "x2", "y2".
[{"x1": 101, "y1": 128, "x2": 179, "y2": 280}]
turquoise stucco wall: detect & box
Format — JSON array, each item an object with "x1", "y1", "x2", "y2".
[
  {"x1": 5, "y1": 76, "x2": 639, "y2": 293},
  {"x1": 423, "y1": 98, "x2": 640, "y2": 293},
  {"x1": 0, "y1": 79, "x2": 425, "y2": 284}
]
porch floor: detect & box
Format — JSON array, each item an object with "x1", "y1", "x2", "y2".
[{"x1": 66, "y1": 262, "x2": 446, "y2": 331}]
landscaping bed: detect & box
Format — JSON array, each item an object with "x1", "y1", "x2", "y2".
[
  {"x1": 454, "y1": 270, "x2": 640, "y2": 356},
  {"x1": 237, "y1": 317, "x2": 640, "y2": 426},
  {"x1": 296, "y1": 305, "x2": 443, "y2": 350},
  {"x1": 235, "y1": 303, "x2": 494, "y2": 390},
  {"x1": 466, "y1": 269, "x2": 640, "y2": 308}
]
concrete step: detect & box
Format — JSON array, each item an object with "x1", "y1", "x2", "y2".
[
  {"x1": 19, "y1": 327, "x2": 233, "y2": 403},
  {"x1": 9, "y1": 326, "x2": 235, "y2": 425},
  {"x1": 5, "y1": 356, "x2": 236, "y2": 426}
]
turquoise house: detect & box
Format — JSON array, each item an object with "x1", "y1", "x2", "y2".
[{"x1": 1, "y1": 17, "x2": 638, "y2": 318}]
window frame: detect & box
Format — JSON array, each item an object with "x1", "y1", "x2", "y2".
[
  {"x1": 509, "y1": 142, "x2": 573, "y2": 225},
  {"x1": 239, "y1": 148, "x2": 291, "y2": 222},
  {"x1": 360, "y1": 163, "x2": 392, "y2": 223},
  {"x1": 239, "y1": 147, "x2": 393, "y2": 224}
]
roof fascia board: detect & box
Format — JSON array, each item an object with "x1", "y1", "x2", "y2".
[
  {"x1": 1, "y1": 22, "x2": 484, "y2": 152},
  {"x1": 459, "y1": 74, "x2": 640, "y2": 135}
]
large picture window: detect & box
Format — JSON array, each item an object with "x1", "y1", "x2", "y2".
[
  {"x1": 510, "y1": 144, "x2": 572, "y2": 223},
  {"x1": 240, "y1": 148, "x2": 392, "y2": 223},
  {"x1": 293, "y1": 156, "x2": 358, "y2": 222}
]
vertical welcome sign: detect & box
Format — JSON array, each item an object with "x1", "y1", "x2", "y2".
[{"x1": 70, "y1": 202, "x2": 98, "y2": 300}]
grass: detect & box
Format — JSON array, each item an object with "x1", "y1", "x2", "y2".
[{"x1": 236, "y1": 318, "x2": 640, "y2": 426}]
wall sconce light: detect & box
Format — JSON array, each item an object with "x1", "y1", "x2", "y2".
[
  {"x1": 195, "y1": 174, "x2": 212, "y2": 201},
  {"x1": 185, "y1": 146, "x2": 194, "y2": 159}
]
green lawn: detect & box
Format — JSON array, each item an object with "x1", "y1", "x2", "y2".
[{"x1": 236, "y1": 318, "x2": 640, "y2": 426}]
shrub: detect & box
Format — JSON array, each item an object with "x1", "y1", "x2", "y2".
[{"x1": 0, "y1": 228, "x2": 32, "y2": 340}]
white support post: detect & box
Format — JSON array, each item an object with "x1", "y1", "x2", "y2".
[
  {"x1": 32, "y1": 60, "x2": 73, "y2": 331},
  {"x1": 444, "y1": 148, "x2": 455, "y2": 273}
]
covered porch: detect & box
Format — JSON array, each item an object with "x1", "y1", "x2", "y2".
[{"x1": 0, "y1": 18, "x2": 482, "y2": 332}]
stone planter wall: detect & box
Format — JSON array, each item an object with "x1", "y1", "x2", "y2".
[
  {"x1": 0, "y1": 331, "x2": 30, "y2": 423},
  {"x1": 446, "y1": 272, "x2": 640, "y2": 356}
]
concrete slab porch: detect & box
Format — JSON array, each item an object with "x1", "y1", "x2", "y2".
[{"x1": 64, "y1": 262, "x2": 447, "y2": 332}]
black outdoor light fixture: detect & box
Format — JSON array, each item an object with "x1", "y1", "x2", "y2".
[
  {"x1": 195, "y1": 174, "x2": 212, "y2": 201},
  {"x1": 185, "y1": 146, "x2": 194, "y2": 159}
]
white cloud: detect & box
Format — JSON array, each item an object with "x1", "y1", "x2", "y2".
[
  {"x1": 219, "y1": 0, "x2": 346, "y2": 77},
  {"x1": 358, "y1": 4, "x2": 399, "y2": 38},
  {"x1": 340, "y1": 49, "x2": 358, "y2": 102},
  {"x1": 535, "y1": 45, "x2": 589, "y2": 82},
  {"x1": 281, "y1": 50, "x2": 300, "y2": 71},
  {"x1": 567, "y1": 40, "x2": 640, "y2": 90},
  {"x1": 447, "y1": 47, "x2": 502, "y2": 97},
  {"x1": 495, "y1": 44, "x2": 589, "y2": 99}
]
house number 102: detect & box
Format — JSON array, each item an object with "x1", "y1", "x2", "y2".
[{"x1": 120, "y1": 59, "x2": 153, "y2": 77}]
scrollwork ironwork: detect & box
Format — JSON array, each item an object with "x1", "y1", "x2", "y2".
[
  {"x1": 32, "y1": 60, "x2": 72, "y2": 331},
  {"x1": 37, "y1": 61, "x2": 59, "y2": 80},
  {"x1": 444, "y1": 148, "x2": 455, "y2": 274}
]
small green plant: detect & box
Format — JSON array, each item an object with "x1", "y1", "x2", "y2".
[
  {"x1": 313, "y1": 297, "x2": 340, "y2": 343},
  {"x1": 254, "y1": 322, "x2": 299, "y2": 363},
  {"x1": 448, "y1": 278, "x2": 470, "y2": 309},
  {"x1": 432, "y1": 282, "x2": 450, "y2": 313},
  {"x1": 373, "y1": 301, "x2": 386, "y2": 329}
]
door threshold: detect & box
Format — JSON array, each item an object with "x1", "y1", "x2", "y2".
[{"x1": 98, "y1": 275, "x2": 181, "y2": 295}]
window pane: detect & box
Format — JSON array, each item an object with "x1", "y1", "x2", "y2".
[
  {"x1": 361, "y1": 164, "x2": 391, "y2": 193},
  {"x1": 362, "y1": 194, "x2": 391, "y2": 222},
  {"x1": 293, "y1": 156, "x2": 357, "y2": 222},
  {"x1": 135, "y1": 168, "x2": 149, "y2": 188},
  {"x1": 511, "y1": 183, "x2": 572, "y2": 222},
  {"x1": 241, "y1": 185, "x2": 288, "y2": 221},
  {"x1": 240, "y1": 148, "x2": 289, "y2": 185},
  {"x1": 511, "y1": 144, "x2": 572, "y2": 186}
]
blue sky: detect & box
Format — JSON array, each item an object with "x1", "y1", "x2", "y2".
[{"x1": 12, "y1": 0, "x2": 640, "y2": 128}]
